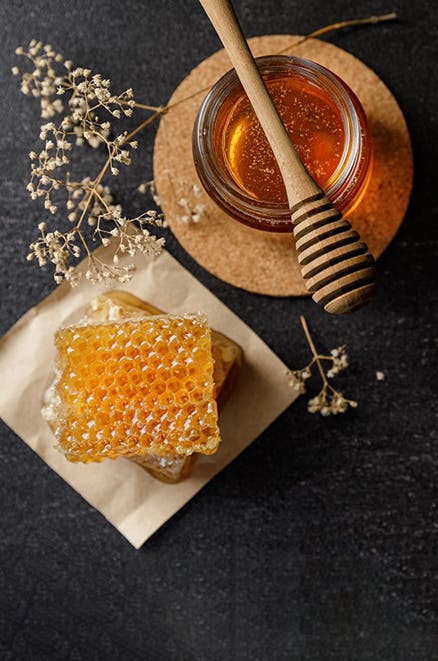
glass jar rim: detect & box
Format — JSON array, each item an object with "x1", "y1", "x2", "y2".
[{"x1": 193, "y1": 54, "x2": 370, "y2": 230}]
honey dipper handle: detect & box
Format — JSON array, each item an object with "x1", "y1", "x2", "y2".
[
  {"x1": 199, "y1": 0, "x2": 376, "y2": 313},
  {"x1": 199, "y1": 0, "x2": 317, "y2": 201}
]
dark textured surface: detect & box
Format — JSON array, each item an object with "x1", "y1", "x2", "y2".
[{"x1": 0, "y1": 1, "x2": 437, "y2": 659}]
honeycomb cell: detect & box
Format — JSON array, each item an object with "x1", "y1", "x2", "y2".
[
  {"x1": 53, "y1": 314, "x2": 220, "y2": 462},
  {"x1": 167, "y1": 379, "x2": 180, "y2": 393}
]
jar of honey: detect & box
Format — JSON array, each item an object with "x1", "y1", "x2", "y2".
[{"x1": 193, "y1": 55, "x2": 373, "y2": 232}]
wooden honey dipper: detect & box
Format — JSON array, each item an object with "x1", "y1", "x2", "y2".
[{"x1": 199, "y1": 0, "x2": 376, "y2": 313}]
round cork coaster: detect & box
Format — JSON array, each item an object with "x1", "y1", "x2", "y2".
[{"x1": 153, "y1": 35, "x2": 413, "y2": 296}]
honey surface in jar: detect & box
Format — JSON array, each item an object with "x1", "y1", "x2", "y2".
[
  {"x1": 53, "y1": 314, "x2": 220, "y2": 462},
  {"x1": 219, "y1": 75, "x2": 345, "y2": 204}
]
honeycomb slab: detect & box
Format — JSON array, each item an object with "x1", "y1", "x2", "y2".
[
  {"x1": 81, "y1": 291, "x2": 242, "y2": 409},
  {"x1": 52, "y1": 314, "x2": 220, "y2": 462}
]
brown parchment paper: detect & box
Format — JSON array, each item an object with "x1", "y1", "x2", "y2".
[{"x1": 0, "y1": 248, "x2": 298, "y2": 548}]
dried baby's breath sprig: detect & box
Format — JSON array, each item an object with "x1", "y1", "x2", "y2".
[
  {"x1": 13, "y1": 40, "x2": 167, "y2": 286},
  {"x1": 138, "y1": 177, "x2": 206, "y2": 226},
  {"x1": 138, "y1": 179, "x2": 162, "y2": 207},
  {"x1": 27, "y1": 209, "x2": 166, "y2": 286},
  {"x1": 287, "y1": 316, "x2": 358, "y2": 416},
  {"x1": 176, "y1": 184, "x2": 207, "y2": 224},
  {"x1": 157, "y1": 109, "x2": 208, "y2": 226}
]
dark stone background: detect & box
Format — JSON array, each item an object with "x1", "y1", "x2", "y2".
[{"x1": 0, "y1": 1, "x2": 437, "y2": 659}]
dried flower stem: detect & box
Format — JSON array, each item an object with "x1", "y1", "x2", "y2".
[
  {"x1": 123, "y1": 107, "x2": 166, "y2": 140},
  {"x1": 165, "y1": 12, "x2": 398, "y2": 111},
  {"x1": 76, "y1": 107, "x2": 164, "y2": 232},
  {"x1": 277, "y1": 12, "x2": 397, "y2": 54},
  {"x1": 300, "y1": 315, "x2": 327, "y2": 383},
  {"x1": 287, "y1": 316, "x2": 357, "y2": 415},
  {"x1": 123, "y1": 101, "x2": 164, "y2": 112},
  {"x1": 13, "y1": 41, "x2": 168, "y2": 285}
]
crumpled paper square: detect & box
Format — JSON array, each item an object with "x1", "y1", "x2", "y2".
[{"x1": 0, "y1": 248, "x2": 298, "y2": 547}]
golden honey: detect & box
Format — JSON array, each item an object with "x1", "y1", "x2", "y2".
[
  {"x1": 193, "y1": 55, "x2": 373, "y2": 231},
  {"x1": 52, "y1": 314, "x2": 221, "y2": 462},
  {"x1": 222, "y1": 76, "x2": 344, "y2": 203}
]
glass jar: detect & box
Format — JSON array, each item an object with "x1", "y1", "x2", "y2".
[{"x1": 192, "y1": 55, "x2": 373, "y2": 232}]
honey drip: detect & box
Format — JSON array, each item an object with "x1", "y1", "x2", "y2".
[{"x1": 220, "y1": 75, "x2": 345, "y2": 204}]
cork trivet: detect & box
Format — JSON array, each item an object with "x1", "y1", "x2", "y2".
[{"x1": 153, "y1": 35, "x2": 413, "y2": 296}]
